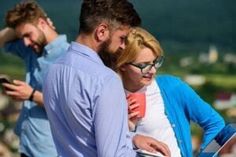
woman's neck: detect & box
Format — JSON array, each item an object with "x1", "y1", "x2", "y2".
[{"x1": 123, "y1": 79, "x2": 144, "y2": 93}]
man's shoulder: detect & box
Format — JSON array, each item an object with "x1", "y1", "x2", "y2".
[
  {"x1": 80, "y1": 61, "x2": 118, "y2": 83},
  {"x1": 52, "y1": 51, "x2": 117, "y2": 81},
  {"x1": 57, "y1": 34, "x2": 70, "y2": 48}
]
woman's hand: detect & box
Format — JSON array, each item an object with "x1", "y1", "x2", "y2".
[
  {"x1": 133, "y1": 134, "x2": 171, "y2": 157},
  {"x1": 126, "y1": 95, "x2": 141, "y2": 131}
]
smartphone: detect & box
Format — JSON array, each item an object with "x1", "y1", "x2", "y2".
[
  {"x1": 0, "y1": 76, "x2": 12, "y2": 91},
  {"x1": 0, "y1": 77, "x2": 11, "y2": 84}
]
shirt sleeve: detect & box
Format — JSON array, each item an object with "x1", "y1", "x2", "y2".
[
  {"x1": 178, "y1": 79, "x2": 225, "y2": 150},
  {"x1": 4, "y1": 39, "x2": 32, "y2": 60},
  {"x1": 94, "y1": 75, "x2": 136, "y2": 157}
]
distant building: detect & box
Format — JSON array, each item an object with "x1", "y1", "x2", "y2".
[
  {"x1": 214, "y1": 92, "x2": 236, "y2": 110},
  {"x1": 184, "y1": 74, "x2": 206, "y2": 86},
  {"x1": 198, "y1": 45, "x2": 219, "y2": 64},
  {"x1": 180, "y1": 56, "x2": 193, "y2": 67},
  {"x1": 198, "y1": 53, "x2": 209, "y2": 64},
  {"x1": 208, "y1": 45, "x2": 218, "y2": 64},
  {"x1": 224, "y1": 53, "x2": 236, "y2": 64}
]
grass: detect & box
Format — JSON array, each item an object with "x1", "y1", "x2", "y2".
[{"x1": 205, "y1": 74, "x2": 236, "y2": 89}]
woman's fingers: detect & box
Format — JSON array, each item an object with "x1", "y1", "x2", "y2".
[{"x1": 128, "y1": 111, "x2": 139, "y2": 119}]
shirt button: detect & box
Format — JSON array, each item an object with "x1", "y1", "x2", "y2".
[
  {"x1": 178, "y1": 139, "x2": 182, "y2": 144},
  {"x1": 172, "y1": 124, "x2": 176, "y2": 128}
]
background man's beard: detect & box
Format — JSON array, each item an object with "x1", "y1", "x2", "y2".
[
  {"x1": 98, "y1": 37, "x2": 111, "y2": 54},
  {"x1": 98, "y1": 38, "x2": 116, "y2": 69},
  {"x1": 34, "y1": 29, "x2": 47, "y2": 55}
]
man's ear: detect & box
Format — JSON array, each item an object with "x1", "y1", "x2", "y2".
[
  {"x1": 95, "y1": 23, "x2": 109, "y2": 42},
  {"x1": 36, "y1": 17, "x2": 47, "y2": 30}
]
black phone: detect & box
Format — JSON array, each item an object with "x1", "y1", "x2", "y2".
[
  {"x1": 0, "y1": 76, "x2": 12, "y2": 91},
  {"x1": 0, "y1": 77, "x2": 11, "y2": 84}
]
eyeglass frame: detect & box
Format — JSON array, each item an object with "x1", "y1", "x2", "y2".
[{"x1": 128, "y1": 56, "x2": 164, "y2": 74}]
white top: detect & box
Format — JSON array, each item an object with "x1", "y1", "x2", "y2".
[{"x1": 126, "y1": 80, "x2": 181, "y2": 157}]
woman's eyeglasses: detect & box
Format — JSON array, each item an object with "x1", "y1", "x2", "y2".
[{"x1": 128, "y1": 56, "x2": 164, "y2": 74}]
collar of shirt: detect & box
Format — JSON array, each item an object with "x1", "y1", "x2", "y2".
[
  {"x1": 69, "y1": 41, "x2": 104, "y2": 65},
  {"x1": 43, "y1": 35, "x2": 67, "y2": 56}
]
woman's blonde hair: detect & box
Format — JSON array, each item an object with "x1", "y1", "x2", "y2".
[{"x1": 116, "y1": 27, "x2": 163, "y2": 71}]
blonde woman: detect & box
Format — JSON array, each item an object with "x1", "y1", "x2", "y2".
[{"x1": 109, "y1": 27, "x2": 225, "y2": 157}]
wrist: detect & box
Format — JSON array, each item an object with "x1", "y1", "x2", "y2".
[
  {"x1": 28, "y1": 88, "x2": 36, "y2": 101},
  {"x1": 129, "y1": 121, "x2": 138, "y2": 132},
  {"x1": 132, "y1": 134, "x2": 139, "y2": 150}
]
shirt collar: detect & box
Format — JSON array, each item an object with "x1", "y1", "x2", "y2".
[
  {"x1": 69, "y1": 41, "x2": 104, "y2": 65},
  {"x1": 43, "y1": 35, "x2": 67, "y2": 55}
]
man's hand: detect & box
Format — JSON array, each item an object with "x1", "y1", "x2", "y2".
[
  {"x1": 2, "y1": 80, "x2": 33, "y2": 101},
  {"x1": 133, "y1": 134, "x2": 171, "y2": 157}
]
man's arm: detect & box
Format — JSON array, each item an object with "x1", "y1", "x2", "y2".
[
  {"x1": 2, "y1": 80, "x2": 43, "y2": 106},
  {"x1": 94, "y1": 76, "x2": 136, "y2": 157},
  {"x1": 0, "y1": 27, "x2": 31, "y2": 59},
  {"x1": 0, "y1": 27, "x2": 17, "y2": 47},
  {"x1": 0, "y1": 28, "x2": 44, "y2": 106}
]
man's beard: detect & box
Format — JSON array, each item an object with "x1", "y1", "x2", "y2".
[
  {"x1": 98, "y1": 38, "x2": 117, "y2": 69},
  {"x1": 31, "y1": 28, "x2": 47, "y2": 55},
  {"x1": 98, "y1": 37, "x2": 112, "y2": 54}
]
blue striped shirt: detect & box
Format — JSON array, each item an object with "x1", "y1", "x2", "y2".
[
  {"x1": 4, "y1": 35, "x2": 69, "y2": 157},
  {"x1": 43, "y1": 42, "x2": 136, "y2": 157}
]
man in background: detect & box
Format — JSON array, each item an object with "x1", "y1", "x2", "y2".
[{"x1": 0, "y1": 1, "x2": 69, "y2": 156}]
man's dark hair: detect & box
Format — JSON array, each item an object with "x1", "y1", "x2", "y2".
[{"x1": 79, "y1": 0, "x2": 141, "y2": 34}]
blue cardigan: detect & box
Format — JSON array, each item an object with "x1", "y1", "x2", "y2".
[{"x1": 156, "y1": 75, "x2": 225, "y2": 157}]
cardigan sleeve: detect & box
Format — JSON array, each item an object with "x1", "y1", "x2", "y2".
[{"x1": 177, "y1": 79, "x2": 225, "y2": 150}]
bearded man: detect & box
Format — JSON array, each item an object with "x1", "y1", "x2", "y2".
[{"x1": 0, "y1": 1, "x2": 69, "y2": 156}]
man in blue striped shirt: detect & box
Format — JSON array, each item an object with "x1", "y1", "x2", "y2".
[{"x1": 43, "y1": 0, "x2": 170, "y2": 157}]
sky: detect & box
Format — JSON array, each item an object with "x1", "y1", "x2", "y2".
[{"x1": 0, "y1": 0, "x2": 235, "y2": 51}]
